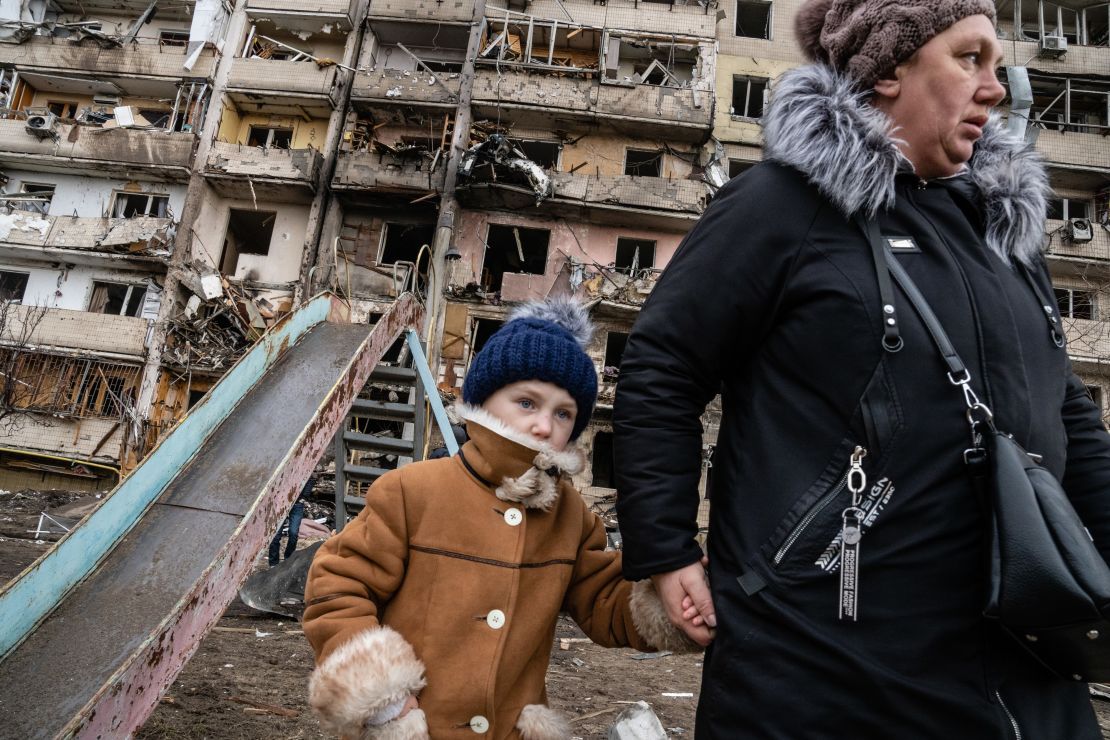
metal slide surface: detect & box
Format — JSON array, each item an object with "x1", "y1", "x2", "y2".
[{"x1": 0, "y1": 293, "x2": 423, "y2": 739}]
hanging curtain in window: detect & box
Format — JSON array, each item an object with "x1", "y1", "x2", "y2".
[{"x1": 88, "y1": 284, "x2": 111, "y2": 314}]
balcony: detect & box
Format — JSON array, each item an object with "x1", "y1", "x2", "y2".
[
  {"x1": 245, "y1": 0, "x2": 360, "y2": 29},
  {"x1": 470, "y1": 69, "x2": 712, "y2": 142},
  {"x1": 513, "y1": 0, "x2": 716, "y2": 38},
  {"x1": 368, "y1": 0, "x2": 475, "y2": 23},
  {"x1": 1045, "y1": 220, "x2": 1110, "y2": 264},
  {"x1": 0, "y1": 36, "x2": 217, "y2": 81},
  {"x1": 1000, "y1": 38, "x2": 1110, "y2": 77},
  {"x1": 1064, "y1": 317, "x2": 1110, "y2": 362},
  {"x1": 50, "y1": 0, "x2": 193, "y2": 20},
  {"x1": 459, "y1": 170, "x2": 708, "y2": 228},
  {"x1": 350, "y1": 68, "x2": 461, "y2": 108},
  {"x1": 1036, "y1": 129, "x2": 1110, "y2": 171},
  {"x1": 0, "y1": 119, "x2": 194, "y2": 180},
  {"x1": 226, "y1": 59, "x2": 341, "y2": 112},
  {"x1": 0, "y1": 213, "x2": 173, "y2": 262},
  {"x1": 205, "y1": 142, "x2": 325, "y2": 196},
  {"x1": 333, "y1": 150, "x2": 446, "y2": 194},
  {"x1": 9, "y1": 304, "x2": 150, "y2": 357}
]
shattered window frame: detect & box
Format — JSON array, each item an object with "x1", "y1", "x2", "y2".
[
  {"x1": 728, "y1": 159, "x2": 756, "y2": 179},
  {"x1": 45, "y1": 100, "x2": 79, "y2": 119},
  {"x1": 735, "y1": 0, "x2": 773, "y2": 40},
  {"x1": 731, "y1": 75, "x2": 768, "y2": 119},
  {"x1": 112, "y1": 192, "x2": 170, "y2": 219},
  {"x1": 15, "y1": 182, "x2": 56, "y2": 215},
  {"x1": 0, "y1": 271, "x2": 29, "y2": 303},
  {"x1": 623, "y1": 149, "x2": 663, "y2": 177},
  {"x1": 614, "y1": 238, "x2": 656, "y2": 272},
  {"x1": 89, "y1": 281, "x2": 147, "y2": 318},
  {"x1": 481, "y1": 224, "x2": 551, "y2": 292},
  {"x1": 158, "y1": 29, "x2": 190, "y2": 48},
  {"x1": 246, "y1": 125, "x2": 294, "y2": 148},
  {"x1": 591, "y1": 430, "x2": 615, "y2": 488},
  {"x1": 3, "y1": 351, "x2": 142, "y2": 421}
]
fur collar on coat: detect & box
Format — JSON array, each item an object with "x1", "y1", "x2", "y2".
[
  {"x1": 761, "y1": 64, "x2": 1051, "y2": 268},
  {"x1": 454, "y1": 403, "x2": 586, "y2": 511}
]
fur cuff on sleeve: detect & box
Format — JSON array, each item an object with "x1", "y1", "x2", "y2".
[
  {"x1": 517, "y1": 704, "x2": 571, "y2": 740},
  {"x1": 361, "y1": 708, "x2": 429, "y2": 740},
  {"x1": 630, "y1": 579, "x2": 703, "y2": 654},
  {"x1": 309, "y1": 626, "x2": 427, "y2": 738}
]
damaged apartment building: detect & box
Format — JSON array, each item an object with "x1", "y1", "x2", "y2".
[{"x1": 1, "y1": 0, "x2": 1105, "y2": 513}]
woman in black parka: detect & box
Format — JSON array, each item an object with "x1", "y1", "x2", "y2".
[{"x1": 613, "y1": 1, "x2": 1110, "y2": 738}]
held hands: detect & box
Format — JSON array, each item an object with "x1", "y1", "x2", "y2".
[{"x1": 650, "y1": 556, "x2": 716, "y2": 647}]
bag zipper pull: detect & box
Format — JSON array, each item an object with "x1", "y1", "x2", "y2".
[{"x1": 839, "y1": 446, "x2": 868, "y2": 622}]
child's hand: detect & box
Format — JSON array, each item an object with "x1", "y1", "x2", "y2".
[{"x1": 680, "y1": 556, "x2": 712, "y2": 628}]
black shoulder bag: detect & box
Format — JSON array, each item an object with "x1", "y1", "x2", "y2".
[{"x1": 863, "y1": 219, "x2": 1110, "y2": 682}]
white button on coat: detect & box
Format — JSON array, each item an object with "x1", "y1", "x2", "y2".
[
  {"x1": 470, "y1": 715, "x2": 490, "y2": 733},
  {"x1": 504, "y1": 508, "x2": 523, "y2": 526},
  {"x1": 486, "y1": 609, "x2": 506, "y2": 629}
]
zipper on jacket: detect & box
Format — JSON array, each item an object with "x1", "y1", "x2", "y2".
[
  {"x1": 773, "y1": 446, "x2": 867, "y2": 566},
  {"x1": 995, "y1": 690, "x2": 1023, "y2": 740}
]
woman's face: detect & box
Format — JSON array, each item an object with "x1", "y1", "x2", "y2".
[{"x1": 872, "y1": 15, "x2": 1006, "y2": 180}]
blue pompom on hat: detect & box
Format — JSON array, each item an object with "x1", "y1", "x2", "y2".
[{"x1": 462, "y1": 297, "x2": 598, "y2": 440}]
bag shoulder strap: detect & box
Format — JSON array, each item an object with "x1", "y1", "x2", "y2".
[{"x1": 881, "y1": 247, "x2": 969, "y2": 380}]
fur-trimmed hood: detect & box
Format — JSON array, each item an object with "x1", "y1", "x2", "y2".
[
  {"x1": 762, "y1": 64, "x2": 1050, "y2": 267},
  {"x1": 454, "y1": 403, "x2": 585, "y2": 511}
]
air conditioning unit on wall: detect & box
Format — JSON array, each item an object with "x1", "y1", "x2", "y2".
[
  {"x1": 92, "y1": 93, "x2": 122, "y2": 107},
  {"x1": 24, "y1": 111, "x2": 58, "y2": 138},
  {"x1": 1040, "y1": 35, "x2": 1068, "y2": 58},
  {"x1": 1070, "y1": 218, "x2": 1094, "y2": 243}
]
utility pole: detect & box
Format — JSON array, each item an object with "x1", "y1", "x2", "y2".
[{"x1": 424, "y1": 0, "x2": 487, "y2": 375}]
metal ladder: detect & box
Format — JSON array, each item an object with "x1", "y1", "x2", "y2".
[{"x1": 332, "y1": 330, "x2": 458, "y2": 530}]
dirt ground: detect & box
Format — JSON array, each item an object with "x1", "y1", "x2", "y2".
[{"x1": 3, "y1": 487, "x2": 1110, "y2": 739}]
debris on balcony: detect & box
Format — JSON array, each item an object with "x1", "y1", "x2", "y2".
[
  {"x1": 166, "y1": 263, "x2": 292, "y2": 370},
  {"x1": 95, "y1": 217, "x2": 175, "y2": 257},
  {"x1": 458, "y1": 133, "x2": 553, "y2": 204}
]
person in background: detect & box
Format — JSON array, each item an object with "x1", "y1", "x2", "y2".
[{"x1": 268, "y1": 475, "x2": 315, "y2": 567}]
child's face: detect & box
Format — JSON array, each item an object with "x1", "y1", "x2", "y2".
[{"x1": 481, "y1": 380, "x2": 577, "y2": 451}]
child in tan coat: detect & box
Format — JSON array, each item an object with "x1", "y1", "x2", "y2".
[{"x1": 303, "y1": 298, "x2": 695, "y2": 739}]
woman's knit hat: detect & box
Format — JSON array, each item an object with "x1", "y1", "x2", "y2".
[
  {"x1": 462, "y1": 297, "x2": 598, "y2": 441},
  {"x1": 795, "y1": 0, "x2": 997, "y2": 88}
]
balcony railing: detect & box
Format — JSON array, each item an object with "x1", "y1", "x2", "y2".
[
  {"x1": 0, "y1": 119, "x2": 195, "y2": 178},
  {"x1": 0, "y1": 36, "x2": 217, "y2": 80},
  {"x1": 226, "y1": 58, "x2": 341, "y2": 107},
  {"x1": 0, "y1": 212, "x2": 173, "y2": 258},
  {"x1": 206, "y1": 142, "x2": 324, "y2": 186},
  {"x1": 333, "y1": 149, "x2": 446, "y2": 192}
]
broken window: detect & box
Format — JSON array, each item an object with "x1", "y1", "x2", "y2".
[
  {"x1": 46, "y1": 101, "x2": 78, "y2": 119},
  {"x1": 89, "y1": 282, "x2": 147, "y2": 317},
  {"x1": 471, "y1": 318, "x2": 504, "y2": 356},
  {"x1": 1055, "y1": 287, "x2": 1097, "y2": 320},
  {"x1": 242, "y1": 26, "x2": 312, "y2": 61},
  {"x1": 516, "y1": 140, "x2": 561, "y2": 170},
  {"x1": 480, "y1": 17, "x2": 602, "y2": 72},
  {"x1": 1028, "y1": 74, "x2": 1110, "y2": 133},
  {"x1": 379, "y1": 223, "x2": 435, "y2": 266},
  {"x1": 247, "y1": 126, "x2": 294, "y2": 148},
  {"x1": 1047, "y1": 197, "x2": 1092, "y2": 220},
  {"x1": 371, "y1": 22, "x2": 470, "y2": 73},
  {"x1": 1088, "y1": 384, "x2": 1104, "y2": 409},
  {"x1": 729, "y1": 160, "x2": 756, "y2": 179},
  {"x1": 604, "y1": 332, "x2": 629, "y2": 373},
  {"x1": 615, "y1": 238, "x2": 656, "y2": 272},
  {"x1": 220, "y1": 209, "x2": 276, "y2": 275},
  {"x1": 1088, "y1": 6, "x2": 1110, "y2": 46},
  {"x1": 159, "y1": 29, "x2": 190, "y2": 47},
  {"x1": 187, "y1": 388, "x2": 209, "y2": 409},
  {"x1": 16, "y1": 183, "x2": 55, "y2": 215},
  {"x1": 592, "y1": 431, "x2": 615, "y2": 488},
  {"x1": 113, "y1": 193, "x2": 170, "y2": 219},
  {"x1": 732, "y1": 76, "x2": 767, "y2": 118},
  {"x1": 482, "y1": 225, "x2": 550, "y2": 292},
  {"x1": 137, "y1": 109, "x2": 172, "y2": 129},
  {"x1": 610, "y1": 36, "x2": 698, "y2": 86},
  {"x1": 736, "y1": 0, "x2": 773, "y2": 39},
  {"x1": 0, "y1": 272, "x2": 28, "y2": 303},
  {"x1": 624, "y1": 149, "x2": 663, "y2": 177}
]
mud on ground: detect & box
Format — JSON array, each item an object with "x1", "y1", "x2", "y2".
[{"x1": 2, "y1": 488, "x2": 1110, "y2": 738}]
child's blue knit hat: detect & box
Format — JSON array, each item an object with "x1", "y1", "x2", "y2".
[{"x1": 463, "y1": 297, "x2": 597, "y2": 440}]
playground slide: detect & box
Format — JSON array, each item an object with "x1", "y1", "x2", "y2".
[{"x1": 0, "y1": 292, "x2": 424, "y2": 739}]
